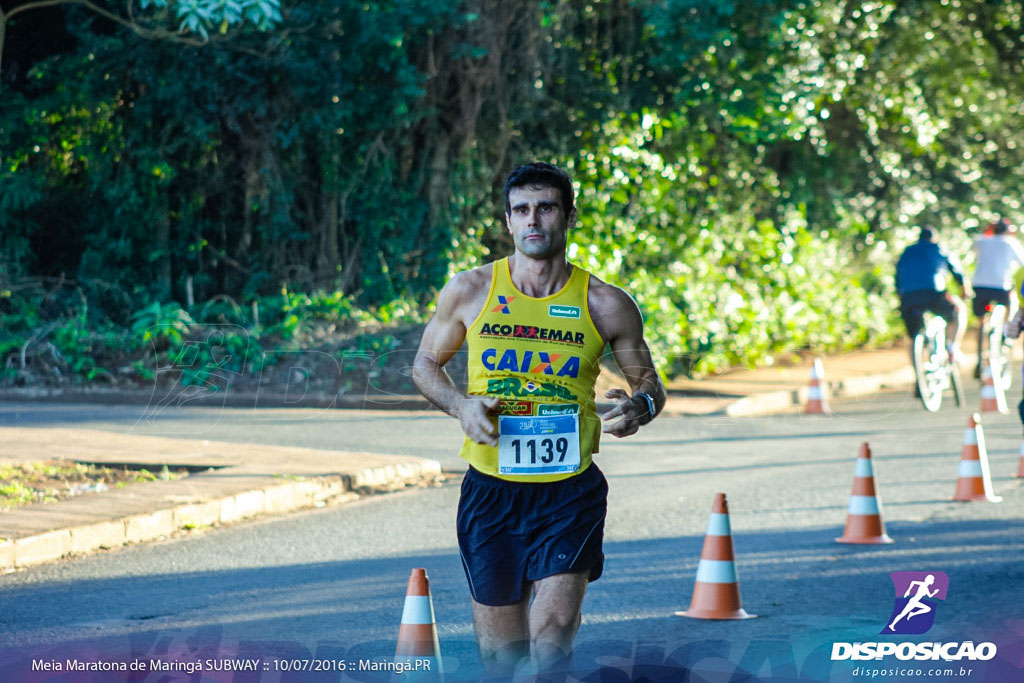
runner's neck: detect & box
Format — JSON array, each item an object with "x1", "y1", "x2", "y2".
[{"x1": 508, "y1": 253, "x2": 573, "y2": 298}]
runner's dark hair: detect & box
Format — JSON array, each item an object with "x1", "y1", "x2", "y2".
[{"x1": 504, "y1": 162, "x2": 575, "y2": 215}]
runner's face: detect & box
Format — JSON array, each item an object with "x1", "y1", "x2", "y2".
[{"x1": 505, "y1": 185, "x2": 575, "y2": 260}]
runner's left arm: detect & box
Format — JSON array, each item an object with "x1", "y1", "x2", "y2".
[{"x1": 596, "y1": 287, "x2": 667, "y2": 438}]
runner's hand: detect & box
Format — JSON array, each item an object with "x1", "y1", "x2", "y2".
[
  {"x1": 459, "y1": 396, "x2": 500, "y2": 446},
  {"x1": 601, "y1": 388, "x2": 644, "y2": 438}
]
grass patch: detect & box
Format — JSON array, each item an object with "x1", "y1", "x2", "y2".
[{"x1": 0, "y1": 460, "x2": 188, "y2": 510}]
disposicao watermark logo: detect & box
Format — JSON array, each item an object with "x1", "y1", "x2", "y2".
[
  {"x1": 882, "y1": 571, "x2": 948, "y2": 635},
  {"x1": 831, "y1": 571, "x2": 997, "y2": 663}
]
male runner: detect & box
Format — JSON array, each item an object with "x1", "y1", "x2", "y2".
[{"x1": 412, "y1": 162, "x2": 666, "y2": 678}]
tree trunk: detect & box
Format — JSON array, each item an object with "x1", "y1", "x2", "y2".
[
  {"x1": 323, "y1": 190, "x2": 340, "y2": 285},
  {"x1": 241, "y1": 150, "x2": 258, "y2": 257},
  {"x1": 155, "y1": 198, "x2": 173, "y2": 302},
  {"x1": 0, "y1": 12, "x2": 7, "y2": 84},
  {"x1": 426, "y1": 131, "x2": 450, "y2": 234}
]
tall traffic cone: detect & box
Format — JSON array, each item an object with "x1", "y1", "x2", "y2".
[
  {"x1": 952, "y1": 414, "x2": 1002, "y2": 502},
  {"x1": 979, "y1": 364, "x2": 1008, "y2": 413},
  {"x1": 836, "y1": 443, "x2": 893, "y2": 544},
  {"x1": 675, "y1": 493, "x2": 756, "y2": 620},
  {"x1": 395, "y1": 568, "x2": 443, "y2": 677},
  {"x1": 804, "y1": 358, "x2": 830, "y2": 415}
]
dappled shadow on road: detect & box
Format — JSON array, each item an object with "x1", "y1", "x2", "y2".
[
  {"x1": 1, "y1": 517, "x2": 1022, "y2": 681},
  {"x1": 602, "y1": 448, "x2": 1002, "y2": 480},
  {"x1": 619, "y1": 428, "x2": 905, "y2": 448},
  {"x1": 0, "y1": 401, "x2": 447, "y2": 432}
]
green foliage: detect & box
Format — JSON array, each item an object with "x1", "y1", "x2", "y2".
[
  {"x1": 3, "y1": 0, "x2": 1023, "y2": 380},
  {"x1": 131, "y1": 301, "x2": 194, "y2": 346},
  {"x1": 0, "y1": 481, "x2": 40, "y2": 508},
  {"x1": 50, "y1": 311, "x2": 105, "y2": 382},
  {"x1": 138, "y1": 0, "x2": 283, "y2": 39}
]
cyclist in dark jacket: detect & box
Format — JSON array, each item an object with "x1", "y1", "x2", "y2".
[{"x1": 896, "y1": 226, "x2": 973, "y2": 360}]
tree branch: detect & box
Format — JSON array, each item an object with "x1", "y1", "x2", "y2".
[
  {"x1": 77, "y1": 0, "x2": 208, "y2": 45},
  {"x1": 5, "y1": 0, "x2": 80, "y2": 22},
  {"x1": 1, "y1": 0, "x2": 212, "y2": 89}
]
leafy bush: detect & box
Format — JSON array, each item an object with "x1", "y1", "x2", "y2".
[{"x1": 131, "y1": 301, "x2": 194, "y2": 347}]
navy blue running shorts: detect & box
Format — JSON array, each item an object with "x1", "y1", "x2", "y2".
[{"x1": 457, "y1": 463, "x2": 608, "y2": 607}]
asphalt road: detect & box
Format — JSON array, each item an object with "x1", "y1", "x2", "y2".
[{"x1": 1, "y1": 384, "x2": 1023, "y2": 682}]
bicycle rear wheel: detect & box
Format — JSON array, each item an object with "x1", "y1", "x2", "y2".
[{"x1": 913, "y1": 331, "x2": 942, "y2": 412}]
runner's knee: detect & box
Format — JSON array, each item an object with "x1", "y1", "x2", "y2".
[{"x1": 533, "y1": 609, "x2": 580, "y2": 637}]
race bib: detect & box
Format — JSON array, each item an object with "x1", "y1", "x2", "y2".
[{"x1": 497, "y1": 414, "x2": 580, "y2": 476}]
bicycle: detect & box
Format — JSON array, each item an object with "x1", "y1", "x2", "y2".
[
  {"x1": 976, "y1": 302, "x2": 1013, "y2": 392},
  {"x1": 912, "y1": 312, "x2": 964, "y2": 412}
]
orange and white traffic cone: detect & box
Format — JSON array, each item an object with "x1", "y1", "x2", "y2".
[
  {"x1": 675, "y1": 493, "x2": 756, "y2": 620},
  {"x1": 979, "y1": 364, "x2": 1008, "y2": 413},
  {"x1": 395, "y1": 568, "x2": 443, "y2": 677},
  {"x1": 836, "y1": 442, "x2": 893, "y2": 544},
  {"x1": 804, "y1": 358, "x2": 830, "y2": 415},
  {"x1": 952, "y1": 414, "x2": 1002, "y2": 502}
]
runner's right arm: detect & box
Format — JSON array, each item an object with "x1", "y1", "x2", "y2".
[{"x1": 413, "y1": 272, "x2": 499, "y2": 446}]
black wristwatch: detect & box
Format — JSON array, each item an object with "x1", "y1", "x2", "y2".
[{"x1": 634, "y1": 392, "x2": 656, "y2": 425}]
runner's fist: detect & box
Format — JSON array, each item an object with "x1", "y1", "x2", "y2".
[
  {"x1": 459, "y1": 395, "x2": 500, "y2": 446},
  {"x1": 600, "y1": 388, "x2": 642, "y2": 438}
]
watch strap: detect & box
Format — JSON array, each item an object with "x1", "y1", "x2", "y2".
[{"x1": 635, "y1": 392, "x2": 656, "y2": 425}]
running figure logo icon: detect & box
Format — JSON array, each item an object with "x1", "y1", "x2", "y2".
[{"x1": 881, "y1": 571, "x2": 949, "y2": 635}]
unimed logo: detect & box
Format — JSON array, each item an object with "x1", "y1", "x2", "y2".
[
  {"x1": 882, "y1": 571, "x2": 949, "y2": 635},
  {"x1": 831, "y1": 571, "x2": 997, "y2": 663}
]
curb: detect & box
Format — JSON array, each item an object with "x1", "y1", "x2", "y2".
[
  {"x1": 0, "y1": 459, "x2": 442, "y2": 573},
  {"x1": 0, "y1": 387, "x2": 436, "y2": 411},
  {"x1": 723, "y1": 366, "x2": 916, "y2": 417}
]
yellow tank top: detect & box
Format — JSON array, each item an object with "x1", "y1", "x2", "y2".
[{"x1": 459, "y1": 257, "x2": 605, "y2": 482}]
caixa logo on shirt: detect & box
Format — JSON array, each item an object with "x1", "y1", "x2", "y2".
[
  {"x1": 491, "y1": 295, "x2": 515, "y2": 314},
  {"x1": 481, "y1": 348, "x2": 581, "y2": 378}
]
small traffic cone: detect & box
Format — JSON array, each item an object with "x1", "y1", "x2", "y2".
[
  {"x1": 675, "y1": 493, "x2": 756, "y2": 620},
  {"x1": 952, "y1": 414, "x2": 1002, "y2": 502},
  {"x1": 804, "y1": 358, "x2": 830, "y2": 415},
  {"x1": 395, "y1": 568, "x2": 443, "y2": 676},
  {"x1": 836, "y1": 442, "x2": 893, "y2": 544},
  {"x1": 979, "y1": 364, "x2": 1008, "y2": 413}
]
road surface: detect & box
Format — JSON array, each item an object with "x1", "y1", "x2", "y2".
[{"x1": 1, "y1": 385, "x2": 1023, "y2": 681}]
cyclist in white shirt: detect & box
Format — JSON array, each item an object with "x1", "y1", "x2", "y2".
[{"x1": 971, "y1": 218, "x2": 1024, "y2": 377}]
